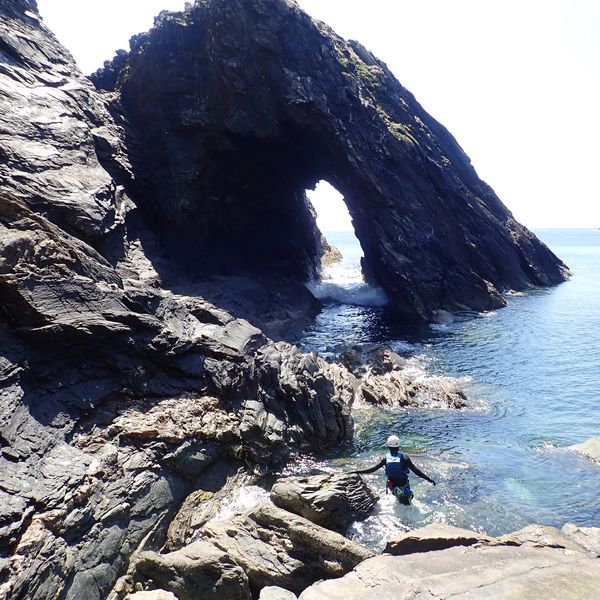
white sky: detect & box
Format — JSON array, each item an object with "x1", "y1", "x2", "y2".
[{"x1": 37, "y1": 0, "x2": 600, "y2": 230}]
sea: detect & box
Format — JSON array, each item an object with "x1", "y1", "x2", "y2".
[{"x1": 226, "y1": 229, "x2": 600, "y2": 551}]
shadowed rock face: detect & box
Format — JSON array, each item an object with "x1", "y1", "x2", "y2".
[
  {"x1": 0, "y1": 0, "x2": 573, "y2": 598},
  {"x1": 93, "y1": 0, "x2": 568, "y2": 320},
  {"x1": 0, "y1": 3, "x2": 353, "y2": 598}
]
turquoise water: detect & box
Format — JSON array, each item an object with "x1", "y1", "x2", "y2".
[{"x1": 297, "y1": 229, "x2": 600, "y2": 547}]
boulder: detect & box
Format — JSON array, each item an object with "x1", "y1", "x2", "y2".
[
  {"x1": 131, "y1": 540, "x2": 251, "y2": 600},
  {"x1": 384, "y1": 523, "x2": 495, "y2": 555},
  {"x1": 259, "y1": 586, "x2": 298, "y2": 600},
  {"x1": 569, "y1": 437, "x2": 600, "y2": 463},
  {"x1": 198, "y1": 503, "x2": 374, "y2": 595},
  {"x1": 270, "y1": 473, "x2": 378, "y2": 532},
  {"x1": 300, "y1": 543, "x2": 600, "y2": 599}
]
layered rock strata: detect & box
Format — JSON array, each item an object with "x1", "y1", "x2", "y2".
[
  {"x1": 0, "y1": 3, "x2": 349, "y2": 598},
  {"x1": 93, "y1": 0, "x2": 568, "y2": 321},
  {"x1": 124, "y1": 502, "x2": 374, "y2": 599},
  {"x1": 0, "y1": 0, "x2": 573, "y2": 598}
]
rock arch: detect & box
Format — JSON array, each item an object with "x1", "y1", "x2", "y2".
[{"x1": 94, "y1": 0, "x2": 568, "y2": 320}]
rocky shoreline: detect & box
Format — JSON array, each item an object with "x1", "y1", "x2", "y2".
[
  {"x1": 0, "y1": 0, "x2": 581, "y2": 599},
  {"x1": 110, "y1": 473, "x2": 600, "y2": 599}
]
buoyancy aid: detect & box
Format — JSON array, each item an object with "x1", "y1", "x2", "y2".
[{"x1": 385, "y1": 452, "x2": 409, "y2": 482}]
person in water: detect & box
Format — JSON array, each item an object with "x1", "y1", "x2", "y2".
[{"x1": 354, "y1": 435, "x2": 436, "y2": 505}]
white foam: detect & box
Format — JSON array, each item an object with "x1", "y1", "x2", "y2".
[
  {"x1": 307, "y1": 280, "x2": 388, "y2": 307},
  {"x1": 210, "y1": 485, "x2": 270, "y2": 522}
]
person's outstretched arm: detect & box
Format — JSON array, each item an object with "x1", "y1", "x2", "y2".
[
  {"x1": 353, "y1": 457, "x2": 386, "y2": 474},
  {"x1": 406, "y1": 456, "x2": 436, "y2": 485}
]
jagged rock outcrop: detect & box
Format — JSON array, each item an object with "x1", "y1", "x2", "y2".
[
  {"x1": 93, "y1": 0, "x2": 568, "y2": 321},
  {"x1": 340, "y1": 345, "x2": 467, "y2": 408},
  {"x1": 270, "y1": 473, "x2": 378, "y2": 533},
  {"x1": 194, "y1": 503, "x2": 374, "y2": 595},
  {"x1": 0, "y1": 4, "x2": 354, "y2": 599},
  {"x1": 300, "y1": 523, "x2": 600, "y2": 599},
  {"x1": 0, "y1": 0, "x2": 573, "y2": 598},
  {"x1": 320, "y1": 239, "x2": 343, "y2": 270}
]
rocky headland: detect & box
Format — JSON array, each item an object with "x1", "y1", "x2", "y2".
[{"x1": 0, "y1": 0, "x2": 576, "y2": 599}]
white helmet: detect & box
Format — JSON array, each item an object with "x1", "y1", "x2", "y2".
[{"x1": 387, "y1": 435, "x2": 400, "y2": 448}]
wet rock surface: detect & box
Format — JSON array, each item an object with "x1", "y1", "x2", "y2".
[
  {"x1": 270, "y1": 473, "x2": 378, "y2": 533},
  {"x1": 340, "y1": 345, "x2": 467, "y2": 409},
  {"x1": 569, "y1": 437, "x2": 600, "y2": 464}
]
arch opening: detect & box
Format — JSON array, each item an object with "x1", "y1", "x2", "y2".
[{"x1": 306, "y1": 180, "x2": 388, "y2": 307}]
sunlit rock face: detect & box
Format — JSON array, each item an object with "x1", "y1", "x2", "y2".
[{"x1": 93, "y1": 0, "x2": 568, "y2": 320}]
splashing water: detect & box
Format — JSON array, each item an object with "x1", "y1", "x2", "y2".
[
  {"x1": 307, "y1": 231, "x2": 388, "y2": 307},
  {"x1": 296, "y1": 229, "x2": 600, "y2": 549}
]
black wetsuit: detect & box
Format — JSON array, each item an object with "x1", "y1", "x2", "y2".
[{"x1": 355, "y1": 450, "x2": 435, "y2": 504}]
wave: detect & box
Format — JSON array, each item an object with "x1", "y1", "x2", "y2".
[{"x1": 307, "y1": 280, "x2": 388, "y2": 307}]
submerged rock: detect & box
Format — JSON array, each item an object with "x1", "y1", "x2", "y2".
[
  {"x1": 270, "y1": 473, "x2": 378, "y2": 533},
  {"x1": 569, "y1": 437, "x2": 600, "y2": 464}
]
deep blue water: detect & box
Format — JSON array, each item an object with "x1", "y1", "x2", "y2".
[{"x1": 297, "y1": 229, "x2": 600, "y2": 548}]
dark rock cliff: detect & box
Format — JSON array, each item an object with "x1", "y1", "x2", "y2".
[
  {"x1": 93, "y1": 0, "x2": 568, "y2": 321},
  {"x1": 0, "y1": 0, "x2": 570, "y2": 598}
]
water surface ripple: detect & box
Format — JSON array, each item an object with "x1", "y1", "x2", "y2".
[{"x1": 296, "y1": 229, "x2": 600, "y2": 548}]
